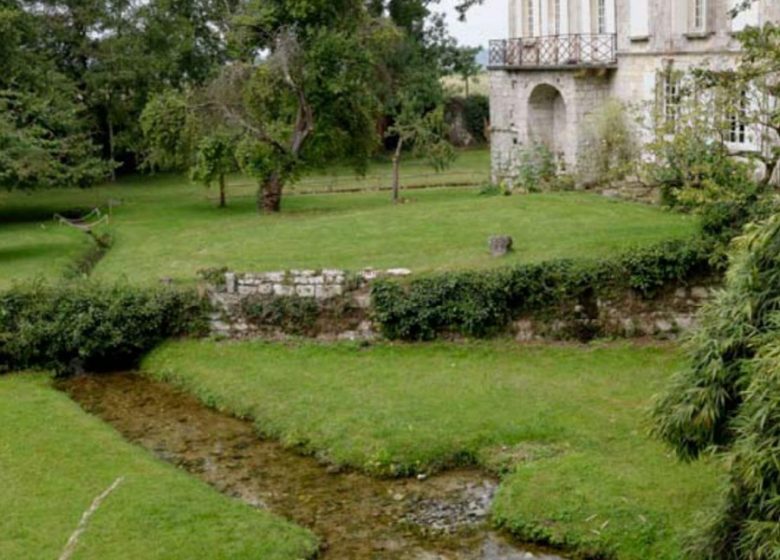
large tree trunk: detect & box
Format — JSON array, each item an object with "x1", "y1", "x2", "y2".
[
  {"x1": 391, "y1": 139, "x2": 403, "y2": 204},
  {"x1": 218, "y1": 174, "x2": 227, "y2": 208},
  {"x1": 258, "y1": 171, "x2": 283, "y2": 213}
]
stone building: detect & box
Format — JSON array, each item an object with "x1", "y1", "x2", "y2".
[{"x1": 488, "y1": 0, "x2": 780, "y2": 182}]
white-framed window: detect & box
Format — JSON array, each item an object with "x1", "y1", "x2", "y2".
[
  {"x1": 728, "y1": 90, "x2": 748, "y2": 145},
  {"x1": 694, "y1": 0, "x2": 704, "y2": 29},
  {"x1": 597, "y1": 0, "x2": 607, "y2": 33},
  {"x1": 527, "y1": 0, "x2": 535, "y2": 36},
  {"x1": 663, "y1": 73, "x2": 682, "y2": 130}
]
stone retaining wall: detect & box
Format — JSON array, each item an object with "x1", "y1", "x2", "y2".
[
  {"x1": 210, "y1": 268, "x2": 410, "y2": 339},
  {"x1": 207, "y1": 268, "x2": 715, "y2": 342}
]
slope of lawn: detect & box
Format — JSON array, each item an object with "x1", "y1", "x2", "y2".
[
  {"x1": 0, "y1": 374, "x2": 317, "y2": 560},
  {"x1": 143, "y1": 339, "x2": 722, "y2": 560},
  {"x1": 0, "y1": 166, "x2": 696, "y2": 287},
  {"x1": 0, "y1": 219, "x2": 92, "y2": 291}
]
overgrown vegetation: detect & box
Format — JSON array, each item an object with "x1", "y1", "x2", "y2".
[
  {"x1": 652, "y1": 215, "x2": 780, "y2": 559},
  {"x1": 578, "y1": 99, "x2": 639, "y2": 187},
  {"x1": 372, "y1": 238, "x2": 713, "y2": 341},
  {"x1": 0, "y1": 284, "x2": 206, "y2": 374}
]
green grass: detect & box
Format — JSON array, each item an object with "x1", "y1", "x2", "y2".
[
  {"x1": 0, "y1": 152, "x2": 696, "y2": 287},
  {"x1": 143, "y1": 339, "x2": 722, "y2": 560},
  {"x1": 0, "y1": 373, "x2": 317, "y2": 560}
]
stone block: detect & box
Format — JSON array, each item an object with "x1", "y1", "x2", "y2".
[
  {"x1": 353, "y1": 293, "x2": 372, "y2": 309},
  {"x1": 316, "y1": 284, "x2": 344, "y2": 299},
  {"x1": 257, "y1": 283, "x2": 274, "y2": 295},
  {"x1": 386, "y1": 268, "x2": 412, "y2": 277},
  {"x1": 488, "y1": 235, "x2": 513, "y2": 257},
  {"x1": 296, "y1": 285, "x2": 316, "y2": 298},
  {"x1": 264, "y1": 272, "x2": 286, "y2": 283},
  {"x1": 225, "y1": 272, "x2": 237, "y2": 294},
  {"x1": 273, "y1": 284, "x2": 294, "y2": 296},
  {"x1": 690, "y1": 287, "x2": 710, "y2": 300}
]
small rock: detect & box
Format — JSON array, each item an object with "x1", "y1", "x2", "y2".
[{"x1": 488, "y1": 235, "x2": 514, "y2": 257}]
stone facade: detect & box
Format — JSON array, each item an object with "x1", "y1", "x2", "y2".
[{"x1": 490, "y1": 0, "x2": 780, "y2": 183}]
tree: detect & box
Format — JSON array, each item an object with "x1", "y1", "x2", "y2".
[
  {"x1": 191, "y1": 134, "x2": 239, "y2": 208},
  {"x1": 12, "y1": 0, "x2": 235, "y2": 175},
  {"x1": 0, "y1": 4, "x2": 111, "y2": 190},
  {"x1": 387, "y1": 100, "x2": 455, "y2": 203},
  {"x1": 196, "y1": 1, "x2": 384, "y2": 213},
  {"x1": 445, "y1": 45, "x2": 481, "y2": 97}
]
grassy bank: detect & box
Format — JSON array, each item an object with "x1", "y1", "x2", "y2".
[
  {"x1": 143, "y1": 339, "x2": 722, "y2": 559},
  {"x1": 0, "y1": 180, "x2": 696, "y2": 288},
  {"x1": 0, "y1": 374, "x2": 317, "y2": 560}
]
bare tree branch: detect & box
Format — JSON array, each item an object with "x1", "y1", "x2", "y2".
[{"x1": 59, "y1": 477, "x2": 125, "y2": 560}]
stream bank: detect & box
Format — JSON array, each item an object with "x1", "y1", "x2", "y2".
[{"x1": 59, "y1": 373, "x2": 566, "y2": 560}]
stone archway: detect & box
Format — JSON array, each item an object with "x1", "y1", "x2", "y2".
[{"x1": 527, "y1": 84, "x2": 568, "y2": 162}]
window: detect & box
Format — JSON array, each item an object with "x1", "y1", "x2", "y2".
[
  {"x1": 629, "y1": 0, "x2": 649, "y2": 38},
  {"x1": 693, "y1": 0, "x2": 705, "y2": 31},
  {"x1": 554, "y1": 0, "x2": 561, "y2": 34},
  {"x1": 527, "y1": 0, "x2": 535, "y2": 36},
  {"x1": 728, "y1": 90, "x2": 748, "y2": 145},
  {"x1": 663, "y1": 73, "x2": 681, "y2": 130},
  {"x1": 597, "y1": 0, "x2": 607, "y2": 33}
]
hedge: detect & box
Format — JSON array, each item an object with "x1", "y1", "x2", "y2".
[
  {"x1": 372, "y1": 238, "x2": 716, "y2": 341},
  {"x1": 0, "y1": 283, "x2": 207, "y2": 374}
]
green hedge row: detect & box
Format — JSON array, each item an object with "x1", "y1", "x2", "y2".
[
  {"x1": 372, "y1": 239, "x2": 715, "y2": 341},
  {"x1": 0, "y1": 283, "x2": 207, "y2": 374}
]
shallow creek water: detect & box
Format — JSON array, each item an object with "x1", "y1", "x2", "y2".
[{"x1": 59, "y1": 373, "x2": 566, "y2": 560}]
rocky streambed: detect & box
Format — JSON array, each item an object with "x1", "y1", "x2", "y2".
[{"x1": 59, "y1": 373, "x2": 566, "y2": 560}]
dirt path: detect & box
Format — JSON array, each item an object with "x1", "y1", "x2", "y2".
[{"x1": 60, "y1": 373, "x2": 566, "y2": 560}]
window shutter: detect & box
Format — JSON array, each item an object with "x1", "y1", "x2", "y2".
[{"x1": 629, "y1": 0, "x2": 649, "y2": 38}]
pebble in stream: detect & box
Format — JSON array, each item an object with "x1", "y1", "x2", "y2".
[{"x1": 59, "y1": 373, "x2": 566, "y2": 560}]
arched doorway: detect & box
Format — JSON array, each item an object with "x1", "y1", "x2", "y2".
[{"x1": 527, "y1": 84, "x2": 567, "y2": 163}]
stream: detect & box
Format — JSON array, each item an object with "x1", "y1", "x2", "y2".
[{"x1": 59, "y1": 373, "x2": 567, "y2": 560}]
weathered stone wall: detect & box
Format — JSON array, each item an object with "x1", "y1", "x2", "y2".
[
  {"x1": 209, "y1": 268, "x2": 410, "y2": 339},
  {"x1": 490, "y1": 70, "x2": 612, "y2": 183},
  {"x1": 207, "y1": 267, "x2": 715, "y2": 343},
  {"x1": 513, "y1": 283, "x2": 715, "y2": 341}
]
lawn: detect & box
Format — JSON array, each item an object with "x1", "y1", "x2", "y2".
[
  {"x1": 0, "y1": 155, "x2": 696, "y2": 287},
  {"x1": 143, "y1": 339, "x2": 722, "y2": 560},
  {"x1": 0, "y1": 374, "x2": 317, "y2": 560}
]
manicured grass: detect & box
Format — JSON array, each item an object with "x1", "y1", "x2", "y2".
[
  {"x1": 143, "y1": 339, "x2": 722, "y2": 559},
  {"x1": 0, "y1": 165, "x2": 696, "y2": 286},
  {"x1": 0, "y1": 374, "x2": 317, "y2": 560},
  {"x1": 0, "y1": 219, "x2": 91, "y2": 290}
]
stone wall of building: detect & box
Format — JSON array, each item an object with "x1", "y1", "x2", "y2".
[{"x1": 490, "y1": 69, "x2": 613, "y2": 183}]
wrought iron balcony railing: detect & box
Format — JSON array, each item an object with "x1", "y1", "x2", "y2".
[{"x1": 488, "y1": 34, "x2": 617, "y2": 69}]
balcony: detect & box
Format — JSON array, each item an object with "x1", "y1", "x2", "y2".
[{"x1": 488, "y1": 34, "x2": 618, "y2": 70}]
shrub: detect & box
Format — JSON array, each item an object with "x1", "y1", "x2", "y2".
[
  {"x1": 461, "y1": 95, "x2": 490, "y2": 144},
  {"x1": 240, "y1": 295, "x2": 321, "y2": 336},
  {"x1": 652, "y1": 215, "x2": 780, "y2": 558},
  {"x1": 577, "y1": 99, "x2": 639, "y2": 187},
  {"x1": 372, "y1": 238, "x2": 712, "y2": 341},
  {"x1": 515, "y1": 142, "x2": 558, "y2": 193},
  {"x1": 0, "y1": 283, "x2": 207, "y2": 374}
]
